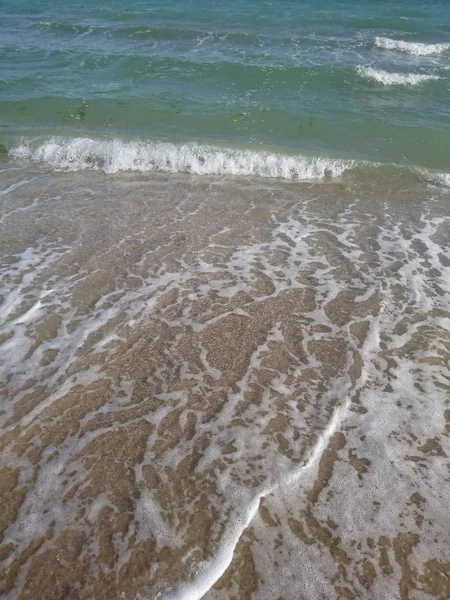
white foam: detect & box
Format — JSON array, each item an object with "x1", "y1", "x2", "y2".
[
  {"x1": 357, "y1": 66, "x2": 440, "y2": 86},
  {"x1": 162, "y1": 377, "x2": 355, "y2": 600},
  {"x1": 9, "y1": 137, "x2": 355, "y2": 181},
  {"x1": 161, "y1": 494, "x2": 262, "y2": 600},
  {"x1": 423, "y1": 170, "x2": 450, "y2": 188},
  {"x1": 218, "y1": 211, "x2": 450, "y2": 600},
  {"x1": 375, "y1": 36, "x2": 450, "y2": 56},
  {"x1": 2, "y1": 173, "x2": 449, "y2": 599}
]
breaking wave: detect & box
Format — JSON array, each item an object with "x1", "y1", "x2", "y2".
[
  {"x1": 7, "y1": 137, "x2": 450, "y2": 189},
  {"x1": 357, "y1": 66, "x2": 440, "y2": 86},
  {"x1": 375, "y1": 36, "x2": 450, "y2": 56},
  {"x1": 9, "y1": 137, "x2": 356, "y2": 180},
  {"x1": 422, "y1": 171, "x2": 450, "y2": 188}
]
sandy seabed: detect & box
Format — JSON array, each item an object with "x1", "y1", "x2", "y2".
[{"x1": 0, "y1": 166, "x2": 449, "y2": 599}]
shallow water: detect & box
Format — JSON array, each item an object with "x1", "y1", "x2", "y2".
[{"x1": 0, "y1": 164, "x2": 449, "y2": 599}]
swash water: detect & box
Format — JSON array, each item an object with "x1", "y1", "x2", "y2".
[{"x1": 1, "y1": 1, "x2": 449, "y2": 599}]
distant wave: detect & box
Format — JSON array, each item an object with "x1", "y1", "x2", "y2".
[
  {"x1": 35, "y1": 20, "x2": 263, "y2": 45},
  {"x1": 37, "y1": 21, "x2": 104, "y2": 36},
  {"x1": 357, "y1": 66, "x2": 440, "y2": 86},
  {"x1": 9, "y1": 138, "x2": 356, "y2": 180},
  {"x1": 375, "y1": 37, "x2": 450, "y2": 56}
]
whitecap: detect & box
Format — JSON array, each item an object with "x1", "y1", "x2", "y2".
[
  {"x1": 375, "y1": 36, "x2": 450, "y2": 56},
  {"x1": 9, "y1": 137, "x2": 356, "y2": 181},
  {"x1": 357, "y1": 66, "x2": 440, "y2": 86},
  {"x1": 420, "y1": 170, "x2": 450, "y2": 188}
]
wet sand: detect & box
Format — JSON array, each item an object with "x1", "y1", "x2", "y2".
[{"x1": 0, "y1": 166, "x2": 449, "y2": 599}]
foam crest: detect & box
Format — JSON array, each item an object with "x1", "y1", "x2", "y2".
[
  {"x1": 357, "y1": 66, "x2": 440, "y2": 86},
  {"x1": 423, "y1": 170, "x2": 450, "y2": 187},
  {"x1": 9, "y1": 138, "x2": 354, "y2": 181},
  {"x1": 375, "y1": 36, "x2": 450, "y2": 56}
]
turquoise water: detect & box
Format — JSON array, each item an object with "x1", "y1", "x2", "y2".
[{"x1": 1, "y1": 0, "x2": 450, "y2": 178}]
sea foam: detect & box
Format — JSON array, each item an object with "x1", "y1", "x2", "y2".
[
  {"x1": 357, "y1": 66, "x2": 440, "y2": 86},
  {"x1": 8, "y1": 137, "x2": 450, "y2": 190},
  {"x1": 9, "y1": 137, "x2": 354, "y2": 181},
  {"x1": 423, "y1": 171, "x2": 450, "y2": 188},
  {"x1": 375, "y1": 36, "x2": 450, "y2": 56}
]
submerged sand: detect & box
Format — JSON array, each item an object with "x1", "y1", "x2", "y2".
[{"x1": 0, "y1": 166, "x2": 449, "y2": 599}]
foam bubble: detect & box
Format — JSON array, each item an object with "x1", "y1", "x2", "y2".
[
  {"x1": 375, "y1": 36, "x2": 450, "y2": 56},
  {"x1": 357, "y1": 66, "x2": 440, "y2": 86},
  {"x1": 9, "y1": 137, "x2": 355, "y2": 181},
  {"x1": 422, "y1": 170, "x2": 450, "y2": 188}
]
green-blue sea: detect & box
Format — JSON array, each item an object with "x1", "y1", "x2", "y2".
[{"x1": 1, "y1": 0, "x2": 449, "y2": 181}]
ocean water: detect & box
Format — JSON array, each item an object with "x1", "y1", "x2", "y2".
[
  {"x1": 1, "y1": 0, "x2": 450, "y2": 178},
  {"x1": 1, "y1": 2, "x2": 450, "y2": 600}
]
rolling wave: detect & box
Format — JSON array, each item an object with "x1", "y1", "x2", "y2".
[
  {"x1": 36, "y1": 21, "x2": 104, "y2": 36},
  {"x1": 35, "y1": 20, "x2": 264, "y2": 45},
  {"x1": 9, "y1": 137, "x2": 356, "y2": 180},
  {"x1": 425, "y1": 171, "x2": 450, "y2": 187},
  {"x1": 357, "y1": 66, "x2": 440, "y2": 86},
  {"x1": 375, "y1": 36, "x2": 450, "y2": 56},
  {"x1": 7, "y1": 137, "x2": 450, "y2": 188}
]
